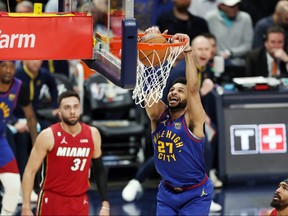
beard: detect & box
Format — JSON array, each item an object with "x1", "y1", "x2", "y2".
[
  {"x1": 168, "y1": 99, "x2": 187, "y2": 112},
  {"x1": 62, "y1": 115, "x2": 79, "y2": 126},
  {"x1": 271, "y1": 197, "x2": 288, "y2": 211},
  {"x1": 1, "y1": 77, "x2": 12, "y2": 84}
]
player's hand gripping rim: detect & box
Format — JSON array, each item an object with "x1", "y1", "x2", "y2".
[
  {"x1": 171, "y1": 33, "x2": 191, "y2": 52},
  {"x1": 138, "y1": 26, "x2": 169, "y2": 41}
]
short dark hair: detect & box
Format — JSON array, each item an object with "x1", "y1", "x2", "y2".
[
  {"x1": 57, "y1": 90, "x2": 80, "y2": 106},
  {"x1": 264, "y1": 26, "x2": 285, "y2": 41},
  {"x1": 282, "y1": 178, "x2": 288, "y2": 185},
  {"x1": 172, "y1": 77, "x2": 187, "y2": 86},
  {"x1": 201, "y1": 32, "x2": 217, "y2": 42}
]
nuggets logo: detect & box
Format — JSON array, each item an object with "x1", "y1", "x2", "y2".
[
  {"x1": 0, "y1": 102, "x2": 10, "y2": 118},
  {"x1": 8, "y1": 93, "x2": 16, "y2": 101},
  {"x1": 174, "y1": 122, "x2": 182, "y2": 129}
]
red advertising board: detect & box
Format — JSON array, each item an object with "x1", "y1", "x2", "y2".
[{"x1": 0, "y1": 12, "x2": 93, "y2": 60}]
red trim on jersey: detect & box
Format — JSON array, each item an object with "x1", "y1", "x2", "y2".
[
  {"x1": 13, "y1": 78, "x2": 22, "y2": 109},
  {"x1": 0, "y1": 159, "x2": 19, "y2": 173}
]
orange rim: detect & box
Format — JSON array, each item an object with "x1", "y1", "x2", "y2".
[
  {"x1": 101, "y1": 34, "x2": 187, "y2": 51},
  {"x1": 137, "y1": 34, "x2": 187, "y2": 50}
]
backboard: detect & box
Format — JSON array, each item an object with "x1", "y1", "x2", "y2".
[{"x1": 84, "y1": 0, "x2": 137, "y2": 89}]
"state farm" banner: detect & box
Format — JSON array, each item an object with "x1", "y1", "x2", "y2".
[{"x1": 0, "y1": 12, "x2": 93, "y2": 60}]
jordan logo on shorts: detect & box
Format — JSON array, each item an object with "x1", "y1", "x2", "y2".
[
  {"x1": 200, "y1": 188, "x2": 208, "y2": 197},
  {"x1": 61, "y1": 137, "x2": 68, "y2": 144},
  {"x1": 83, "y1": 198, "x2": 88, "y2": 205}
]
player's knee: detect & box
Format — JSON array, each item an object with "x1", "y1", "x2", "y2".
[{"x1": 2, "y1": 173, "x2": 21, "y2": 194}]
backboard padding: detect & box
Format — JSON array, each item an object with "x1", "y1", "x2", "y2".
[{"x1": 88, "y1": 0, "x2": 137, "y2": 89}]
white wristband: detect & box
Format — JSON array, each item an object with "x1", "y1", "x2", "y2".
[
  {"x1": 7, "y1": 124, "x2": 17, "y2": 134},
  {"x1": 184, "y1": 47, "x2": 193, "y2": 53}
]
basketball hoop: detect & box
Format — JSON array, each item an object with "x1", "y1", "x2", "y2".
[{"x1": 132, "y1": 34, "x2": 187, "y2": 108}]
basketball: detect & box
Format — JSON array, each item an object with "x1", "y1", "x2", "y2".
[{"x1": 138, "y1": 33, "x2": 170, "y2": 67}]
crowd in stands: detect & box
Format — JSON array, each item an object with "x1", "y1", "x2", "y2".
[{"x1": 1, "y1": 0, "x2": 288, "y2": 214}]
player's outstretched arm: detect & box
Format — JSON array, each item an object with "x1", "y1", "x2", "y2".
[
  {"x1": 142, "y1": 26, "x2": 167, "y2": 132},
  {"x1": 173, "y1": 33, "x2": 206, "y2": 138},
  {"x1": 21, "y1": 128, "x2": 53, "y2": 216}
]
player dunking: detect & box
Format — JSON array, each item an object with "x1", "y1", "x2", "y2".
[
  {"x1": 21, "y1": 90, "x2": 110, "y2": 216},
  {"x1": 144, "y1": 27, "x2": 213, "y2": 215},
  {"x1": 0, "y1": 60, "x2": 38, "y2": 216}
]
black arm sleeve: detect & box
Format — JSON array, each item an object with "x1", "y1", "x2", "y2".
[{"x1": 92, "y1": 157, "x2": 109, "y2": 202}]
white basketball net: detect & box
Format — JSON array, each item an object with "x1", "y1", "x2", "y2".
[{"x1": 132, "y1": 44, "x2": 186, "y2": 108}]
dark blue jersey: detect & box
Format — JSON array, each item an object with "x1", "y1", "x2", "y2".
[
  {"x1": 0, "y1": 78, "x2": 22, "y2": 137},
  {"x1": 152, "y1": 109, "x2": 206, "y2": 187}
]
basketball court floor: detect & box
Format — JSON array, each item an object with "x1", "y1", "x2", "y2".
[
  {"x1": 86, "y1": 179, "x2": 276, "y2": 216},
  {"x1": 7, "y1": 168, "x2": 277, "y2": 216}
]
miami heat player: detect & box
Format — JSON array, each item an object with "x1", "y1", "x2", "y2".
[{"x1": 21, "y1": 90, "x2": 110, "y2": 216}]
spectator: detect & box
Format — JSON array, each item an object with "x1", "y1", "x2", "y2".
[
  {"x1": 203, "y1": 33, "x2": 218, "y2": 60},
  {"x1": 205, "y1": 0, "x2": 253, "y2": 66},
  {"x1": 14, "y1": 60, "x2": 59, "y2": 130},
  {"x1": 15, "y1": 0, "x2": 33, "y2": 13},
  {"x1": 240, "y1": 0, "x2": 278, "y2": 27},
  {"x1": 253, "y1": 0, "x2": 288, "y2": 49},
  {"x1": 246, "y1": 26, "x2": 288, "y2": 78},
  {"x1": 201, "y1": 33, "x2": 218, "y2": 75},
  {"x1": 201, "y1": 32, "x2": 239, "y2": 82},
  {"x1": 134, "y1": 0, "x2": 173, "y2": 31},
  {"x1": 188, "y1": 0, "x2": 219, "y2": 19},
  {"x1": 156, "y1": 0, "x2": 209, "y2": 41},
  {"x1": 45, "y1": 0, "x2": 78, "y2": 12},
  {"x1": 0, "y1": 0, "x2": 7, "y2": 11}
]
